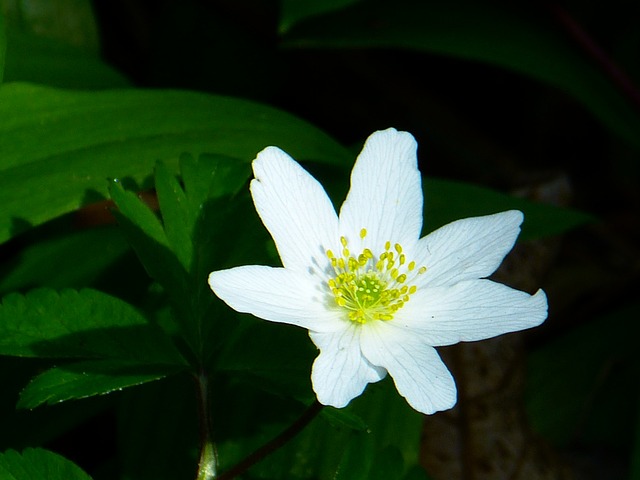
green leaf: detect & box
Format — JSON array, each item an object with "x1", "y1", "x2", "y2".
[
  {"x1": 17, "y1": 359, "x2": 186, "y2": 409},
  {"x1": 154, "y1": 162, "x2": 193, "y2": 270},
  {"x1": 526, "y1": 304, "x2": 640, "y2": 447},
  {"x1": 0, "y1": 447, "x2": 92, "y2": 480},
  {"x1": 110, "y1": 155, "x2": 253, "y2": 360},
  {"x1": 0, "y1": 226, "x2": 129, "y2": 294},
  {"x1": 109, "y1": 181, "x2": 168, "y2": 250},
  {"x1": 0, "y1": 82, "x2": 352, "y2": 245},
  {"x1": 0, "y1": 356, "x2": 112, "y2": 450},
  {"x1": 3, "y1": 29, "x2": 128, "y2": 89},
  {"x1": 238, "y1": 379, "x2": 424, "y2": 479},
  {"x1": 283, "y1": 1, "x2": 640, "y2": 152},
  {"x1": 216, "y1": 318, "x2": 316, "y2": 402},
  {"x1": 0, "y1": 0, "x2": 125, "y2": 88},
  {"x1": 153, "y1": 155, "x2": 250, "y2": 273},
  {"x1": 320, "y1": 406, "x2": 368, "y2": 432},
  {"x1": 0, "y1": 288, "x2": 184, "y2": 365},
  {"x1": 423, "y1": 178, "x2": 595, "y2": 240},
  {"x1": 108, "y1": 181, "x2": 189, "y2": 307}
]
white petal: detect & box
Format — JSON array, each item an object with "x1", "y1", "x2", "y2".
[
  {"x1": 208, "y1": 265, "x2": 342, "y2": 332},
  {"x1": 310, "y1": 327, "x2": 386, "y2": 408},
  {"x1": 396, "y1": 280, "x2": 548, "y2": 346},
  {"x1": 414, "y1": 210, "x2": 523, "y2": 287},
  {"x1": 338, "y1": 128, "x2": 423, "y2": 254},
  {"x1": 360, "y1": 323, "x2": 457, "y2": 415},
  {"x1": 251, "y1": 147, "x2": 339, "y2": 272}
]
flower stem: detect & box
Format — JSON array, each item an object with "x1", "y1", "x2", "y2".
[
  {"x1": 195, "y1": 370, "x2": 218, "y2": 480},
  {"x1": 217, "y1": 401, "x2": 323, "y2": 480}
]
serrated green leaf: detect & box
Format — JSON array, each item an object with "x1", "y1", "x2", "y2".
[
  {"x1": 108, "y1": 181, "x2": 190, "y2": 319},
  {"x1": 0, "y1": 447, "x2": 92, "y2": 480},
  {"x1": 17, "y1": 359, "x2": 186, "y2": 409},
  {"x1": 0, "y1": 82, "x2": 351, "y2": 245},
  {"x1": 283, "y1": 1, "x2": 640, "y2": 152},
  {"x1": 154, "y1": 162, "x2": 193, "y2": 270},
  {"x1": 109, "y1": 181, "x2": 168, "y2": 248},
  {"x1": 110, "y1": 155, "x2": 252, "y2": 361},
  {"x1": 0, "y1": 356, "x2": 112, "y2": 450},
  {"x1": 0, "y1": 288, "x2": 184, "y2": 365},
  {"x1": 423, "y1": 178, "x2": 595, "y2": 240}
]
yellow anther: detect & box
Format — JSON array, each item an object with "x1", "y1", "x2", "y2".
[
  {"x1": 418, "y1": 266, "x2": 427, "y2": 274},
  {"x1": 325, "y1": 229, "x2": 425, "y2": 325}
]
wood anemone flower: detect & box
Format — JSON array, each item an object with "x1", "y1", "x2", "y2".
[{"x1": 208, "y1": 128, "x2": 547, "y2": 415}]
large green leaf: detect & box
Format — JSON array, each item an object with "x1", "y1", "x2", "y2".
[
  {"x1": 0, "y1": 448, "x2": 92, "y2": 480},
  {"x1": 17, "y1": 359, "x2": 186, "y2": 409},
  {"x1": 282, "y1": 1, "x2": 640, "y2": 152},
  {"x1": 0, "y1": 288, "x2": 184, "y2": 365},
  {"x1": 422, "y1": 178, "x2": 595, "y2": 240},
  {"x1": 0, "y1": 0, "x2": 126, "y2": 88},
  {"x1": 2, "y1": 29, "x2": 128, "y2": 88},
  {"x1": 0, "y1": 82, "x2": 352, "y2": 245}
]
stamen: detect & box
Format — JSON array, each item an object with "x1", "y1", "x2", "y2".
[{"x1": 325, "y1": 230, "x2": 426, "y2": 325}]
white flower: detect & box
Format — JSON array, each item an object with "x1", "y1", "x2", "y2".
[{"x1": 208, "y1": 128, "x2": 547, "y2": 415}]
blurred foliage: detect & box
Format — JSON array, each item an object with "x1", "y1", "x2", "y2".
[{"x1": 0, "y1": 0, "x2": 638, "y2": 479}]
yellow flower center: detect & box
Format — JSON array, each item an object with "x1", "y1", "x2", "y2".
[{"x1": 326, "y1": 228, "x2": 426, "y2": 324}]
